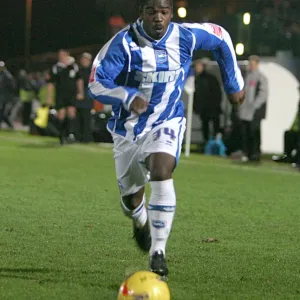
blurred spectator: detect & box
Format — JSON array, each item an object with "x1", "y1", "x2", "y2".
[
  {"x1": 35, "y1": 72, "x2": 44, "y2": 91},
  {"x1": 225, "y1": 104, "x2": 243, "y2": 158},
  {"x1": 273, "y1": 86, "x2": 300, "y2": 164},
  {"x1": 18, "y1": 70, "x2": 36, "y2": 126},
  {"x1": 193, "y1": 58, "x2": 222, "y2": 144},
  {"x1": 239, "y1": 55, "x2": 269, "y2": 162},
  {"x1": 273, "y1": 111, "x2": 298, "y2": 163},
  {"x1": 76, "y1": 52, "x2": 93, "y2": 143},
  {"x1": 38, "y1": 71, "x2": 55, "y2": 106},
  {"x1": 0, "y1": 61, "x2": 15, "y2": 129},
  {"x1": 47, "y1": 49, "x2": 84, "y2": 144}
]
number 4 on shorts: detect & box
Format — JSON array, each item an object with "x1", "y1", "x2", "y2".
[{"x1": 154, "y1": 128, "x2": 176, "y2": 141}]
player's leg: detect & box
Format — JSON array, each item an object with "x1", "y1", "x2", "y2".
[
  {"x1": 212, "y1": 114, "x2": 221, "y2": 136},
  {"x1": 114, "y1": 135, "x2": 151, "y2": 251},
  {"x1": 241, "y1": 120, "x2": 250, "y2": 161},
  {"x1": 142, "y1": 118, "x2": 186, "y2": 277},
  {"x1": 201, "y1": 114, "x2": 209, "y2": 142},
  {"x1": 121, "y1": 187, "x2": 151, "y2": 252},
  {"x1": 146, "y1": 152, "x2": 175, "y2": 277},
  {"x1": 66, "y1": 106, "x2": 77, "y2": 142},
  {"x1": 57, "y1": 107, "x2": 66, "y2": 144}
]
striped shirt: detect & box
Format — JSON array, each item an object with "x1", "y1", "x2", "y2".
[{"x1": 88, "y1": 19, "x2": 244, "y2": 141}]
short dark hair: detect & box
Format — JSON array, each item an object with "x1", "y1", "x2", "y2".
[
  {"x1": 249, "y1": 55, "x2": 260, "y2": 63},
  {"x1": 139, "y1": 0, "x2": 173, "y2": 9},
  {"x1": 58, "y1": 49, "x2": 69, "y2": 55}
]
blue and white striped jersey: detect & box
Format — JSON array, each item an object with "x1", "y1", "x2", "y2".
[{"x1": 88, "y1": 19, "x2": 244, "y2": 141}]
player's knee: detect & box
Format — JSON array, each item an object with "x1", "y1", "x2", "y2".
[
  {"x1": 122, "y1": 195, "x2": 135, "y2": 211},
  {"x1": 150, "y1": 165, "x2": 172, "y2": 182},
  {"x1": 67, "y1": 108, "x2": 76, "y2": 118},
  {"x1": 121, "y1": 188, "x2": 145, "y2": 216},
  {"x1": 147, "y1": 153, "x2": 175, "y2": 182}
]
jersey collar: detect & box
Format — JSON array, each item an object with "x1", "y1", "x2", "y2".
[{"x1": 135, "y1": 19, "x2": 173, "y2": 45}]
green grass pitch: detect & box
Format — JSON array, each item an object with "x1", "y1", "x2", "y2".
[{"x1": 1, "y1": 132, "x2": 300, "y2": 299}]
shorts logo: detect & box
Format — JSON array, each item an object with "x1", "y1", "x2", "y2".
[
  {"x1": 152, "y1": 220, "x2": 166, "y2": 229},
  {"x1": 155, "y1": 50, "x2": 168, "y2": 64}
]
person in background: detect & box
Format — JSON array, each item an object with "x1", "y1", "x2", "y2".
[
  {"x1": 35, "y1": 72, "x2": 44, "y2": 91},
  {"x1": 0, "y1": 61, "x2": 15, "y2": 129},
  {"x1": 18, "y1": 70, "x2": 36, "y2": 126},
  {"x1": 38, "y1": 71, "x2": 55, "y2": 106},
  {"x1": 76, "y1": 52, "x2": 93, "y2": 143},
  {"x1": 47, "y1": 49, "x2": 84, "y2": 144},
  {"x1": 272, "y1": 88, "x2": 300, "y2": 164},
  {"x1": 239, "y1": 55, "x2": 268, "y2": 162},
  {"x1": 193, "y1": 58, "x2": 222, "y2": 145}
]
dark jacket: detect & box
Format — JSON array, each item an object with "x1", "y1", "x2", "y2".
[
  {"x1": 193, "y1": 70, "x2": 222, "y2": 118},
  {"x1": 0, "y1": 69, "x2": 15, "y2": 104},
  {"x1": 48, "y1": 58, "x2": 81, "y2": 97},
  {"x1": 76, "y1": 66, "x2": 93, "y2": 109}
]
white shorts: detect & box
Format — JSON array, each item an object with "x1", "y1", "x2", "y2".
[{"x1": 113, "y1": 117, "x2": 186, "y2": 196}]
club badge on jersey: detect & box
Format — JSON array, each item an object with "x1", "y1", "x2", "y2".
[{"x1": 155, "y1": 50, "x2": 168, "y2": 64}]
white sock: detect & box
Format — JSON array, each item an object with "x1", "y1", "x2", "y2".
[
  {"x1": 120, "y1": 195, "x2": 147, "y2": 228},
  {"x1": 148, "y1": 179, "x2": 176, "y2": 256}
]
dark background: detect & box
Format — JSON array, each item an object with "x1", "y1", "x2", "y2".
[{"x1": 1, "y1": 0, "x2": 300, "y2": 61}]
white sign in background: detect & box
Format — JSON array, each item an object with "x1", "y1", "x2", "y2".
[
  {"x1": 183, "y1": 62, "x2": 300, "y2": 154},
  {"x1": 260, "y1": 62, "x2": 299, "y2": 154}
]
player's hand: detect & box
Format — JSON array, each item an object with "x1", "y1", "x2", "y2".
[
  {"x1": 130, "y1": 96, "x2": 148, "y2": 115},
  {"x1": 228, "y1": 90, "x2": 245, "y2": 105},
  {"x1": 76, "y1": 93, "x2": 84, "y2": 101}
]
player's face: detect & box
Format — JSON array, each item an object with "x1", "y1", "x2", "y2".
[{"x1": 141, "y1": 0, "x2": 173, "y2": 40}]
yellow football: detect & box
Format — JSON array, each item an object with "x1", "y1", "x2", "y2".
[{"x1": 117, "y1": 271, "x2": 171, "y2": 300}]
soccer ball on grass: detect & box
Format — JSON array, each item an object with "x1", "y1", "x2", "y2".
[{"x1": 117, "y1": 271, "x2": 170, "y2": 300}]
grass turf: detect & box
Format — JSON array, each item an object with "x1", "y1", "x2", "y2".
[{"x1": 1, "y1": 132, "x2": 300, "y2": 300}]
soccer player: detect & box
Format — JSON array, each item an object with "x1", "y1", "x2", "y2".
[
  {"x1": 89, "y1": 0, "x2": 245, "y2": 277},
  {"x1": 47, "y1": 49, "x2": 84, "y2": 144}
]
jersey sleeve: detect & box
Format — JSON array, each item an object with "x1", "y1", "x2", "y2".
[
  {"x1": 182, "y1": 23, "x2": 244, "y2": 94},
  {"x1": 88, "y1": 31, "x2": 142, "y2": 110}
]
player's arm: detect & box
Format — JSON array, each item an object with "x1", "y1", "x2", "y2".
[
  {"x1": 75, "y1": 64, "x2": 84, "y2": 100},
  {"x1": 76, "y1": 79, "x2": 84, "y2": 100},
  {"x1": 88, "y1": 34, "x2": 147, "y2": 113},
  {"x1": 46, "y1": 66, "x2": 56, "y2": 106},
  {"x1": 184, "y1": 23, "x2": 245, "y2": 104},
  {"x1": 76, "y1": 74, "x2": 84, "y2": 101}
]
